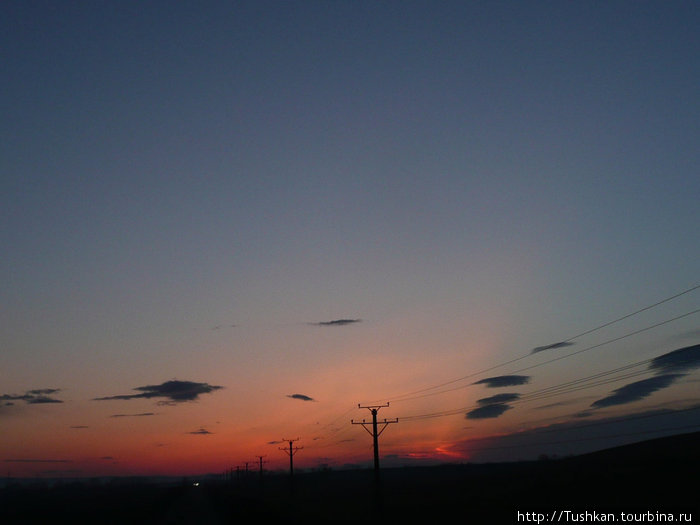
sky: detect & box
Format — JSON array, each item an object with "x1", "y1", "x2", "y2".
[{"x1": 1, "y1": 1, "x2": 699, "y2": 479}]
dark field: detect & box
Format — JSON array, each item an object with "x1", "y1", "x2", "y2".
[{"x1": 2, "y1": 432, "x2": 698, "y2": 524}]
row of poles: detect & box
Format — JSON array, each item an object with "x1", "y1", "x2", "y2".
[{"x1": 223, "y1": 403, "x2": 398, "y2": 484}]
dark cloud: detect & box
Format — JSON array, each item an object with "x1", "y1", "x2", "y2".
[
  {"x1": 466, "y1": 403, "x2": 512, "y2": 419},
  {"x1": 591, "y1": 374, "x2": 685, "y2": 409},
  {"x1": 27, "y1": 396, "x2": 63, "y2": 404},
  {"x1": 187, "y1": 428, "x2": 212, "y2": 435},
  {"x1": 109, "y1": 412, "x2": 156, "y2": 418},
  {"x1": 531, "y1": 341, "x2": 574, "y2": 354},
  {"x1": 287, "y1": 394, "x2": 315, "y2": 402},
  {"x1": 473, "y1": 375, "x2": 530, "y2": 388},
  {"x1": 649, "y1": 344, "x2": 700, "y2": 374},
  {"x1": 100, "y1": 456, "x2": 114, "y2": 460},
  {"x1": 314, "y1": 319, "x2": 361, "y2": 327},
  {"x1": 94, "y1": 380, "x2": 223, "y2": 403},
  {"x1": 477, "y1": 393, "x2": 521, "y2": 406},
  {"x1": 1, "y1": 389, "x2": 63, "y2": 404},
  {"x1": 70, "y1": 425, "x2": 89, "y2": 429}
]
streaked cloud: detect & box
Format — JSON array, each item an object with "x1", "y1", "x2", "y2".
[
  {"x1": 1, "y1": 388, "x2": 63, "y2": 404},
  {"x1": 109, "y1": 412, "x2": 156, "y2": 418},
  {"x1": 313, "y1": 318, "x2": 362, "y2": 327},
  {"x1": 287, "y1": 393, "x2": 315, "y2": 402},
  {"x1": 187, "y1": 428, "x2": 212, "y2": 435},
  {"x1": 591, "y1": 374, "x2": 685, "y2": 409},
  {"x1": 476, "y1": 393, "x2": 521, "y2": 405},
  {"x1": 649, "y1": 343, "x2": 700, "y2": 374},
  {"x1": 212, "y1": 324, "x2": 236, "y2": 330},
  {"x1": 473, "y1": 375, "x2": 530, "y2": 388},
  {"x1": 531, "y1": 341, "x2": 574, "y2": 354},
  {"x1": 94, "y1": 380, "x2": 223, "y2": 403}
]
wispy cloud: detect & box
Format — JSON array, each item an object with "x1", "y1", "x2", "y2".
[
  {"x1": 591, "y1": 374, "x2": 685, "y2": 409},
  {"x1": 212, "y1": 324, "x2": 236, "y2": 330},
  {"x1": 287, "y1": 393, "x2": 315, "y2": 402},
  {"x1": 1, "y1": 388, "x2": 63, "y2": 404},
  {"x1": 313, "y1": 318, "x2": 362, "y2": 327},
  {"x1": 94, "y1": 380, "x2": 223, "y2": 403},
  {"x1": 473, "y1": 375, "x2": 530, "y2": 388},
  {"x1": 466, "y1": 403, "x2": 512, "y2": 419},
  {"x1": 531, "y1": 341, "x2": 574, "y2": 354}
]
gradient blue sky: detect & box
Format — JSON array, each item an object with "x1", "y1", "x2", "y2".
[{"x1": 2, "y1": 1, "x2": 698, "y2": 477}]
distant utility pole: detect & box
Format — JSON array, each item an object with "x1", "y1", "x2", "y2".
[
  {"x1": 279, "y1": 438, "x2": 303, "y2": 479},
  {"x1": 256, "y1": 455, "x2": 267, "y2": 479},
  {"x1": 351, "y1": 403, "x2": 398, "y2": 482}
]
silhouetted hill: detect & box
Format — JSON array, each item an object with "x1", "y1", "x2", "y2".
[
  {"x1": 2, "y1": 432, "x2": 698, "y2": 524},
  {"x1": 563, "y1": 428, "x2": 700, "y2": 464}
]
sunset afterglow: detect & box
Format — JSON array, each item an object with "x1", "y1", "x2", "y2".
[{"x1": 2, "y1": 1, "x2": 698, "y2": 483}]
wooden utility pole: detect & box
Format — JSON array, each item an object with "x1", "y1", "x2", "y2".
[
  {"x1": 351, "y1": 403, "x2": 398, "y2": 482},
  {"x1": 279, "y1": 438, "x2": 303, "y2": 479},
  {"x1": 256, "y1": 455, "x2": 267, "y2": 479}
]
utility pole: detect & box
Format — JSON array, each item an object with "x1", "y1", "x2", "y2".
[
  {"x1": 279, "y1": 438, "x2": 303, "y2": 479},
  {"x1": 351, "y1": 403, "x2": 398, "y2": 482},
  {"x1": 256, "y1": 455, "x2": 267, "y2": 479}
]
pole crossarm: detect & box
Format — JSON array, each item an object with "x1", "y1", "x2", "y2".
[
  {"x1": 279, "y1": 437, "x2": 303, "y2": 456},
  {"x1": 351, "y1": 402, "x2": 398, "y2": 479},
  {"x1": 279, "y1": 437, "x2": 303, "y2": 479},
  {"x1": 351, "y1": 418, "x2": 399, "y2": 436}
]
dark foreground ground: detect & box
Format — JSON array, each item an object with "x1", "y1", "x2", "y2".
[{"x1": 2, "y1": 432, "x2": 698, "y2": 524}]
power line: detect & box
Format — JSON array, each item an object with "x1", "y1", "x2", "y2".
[
  {"x1": 396, "y1": 355, "x2": 675, "y2": 422},
  {"x1": 293, "y1": 286, "x2": 699, "y2": 454},
  {"x1": 389, "y1": 307, "x2": 700, "y2": 404},
  {"x1": 384, "y1": 285, "x2": 699, "y2": 403},
  {"x1": 563, "y1": 284, "x2": 700, "y2": 342}
]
